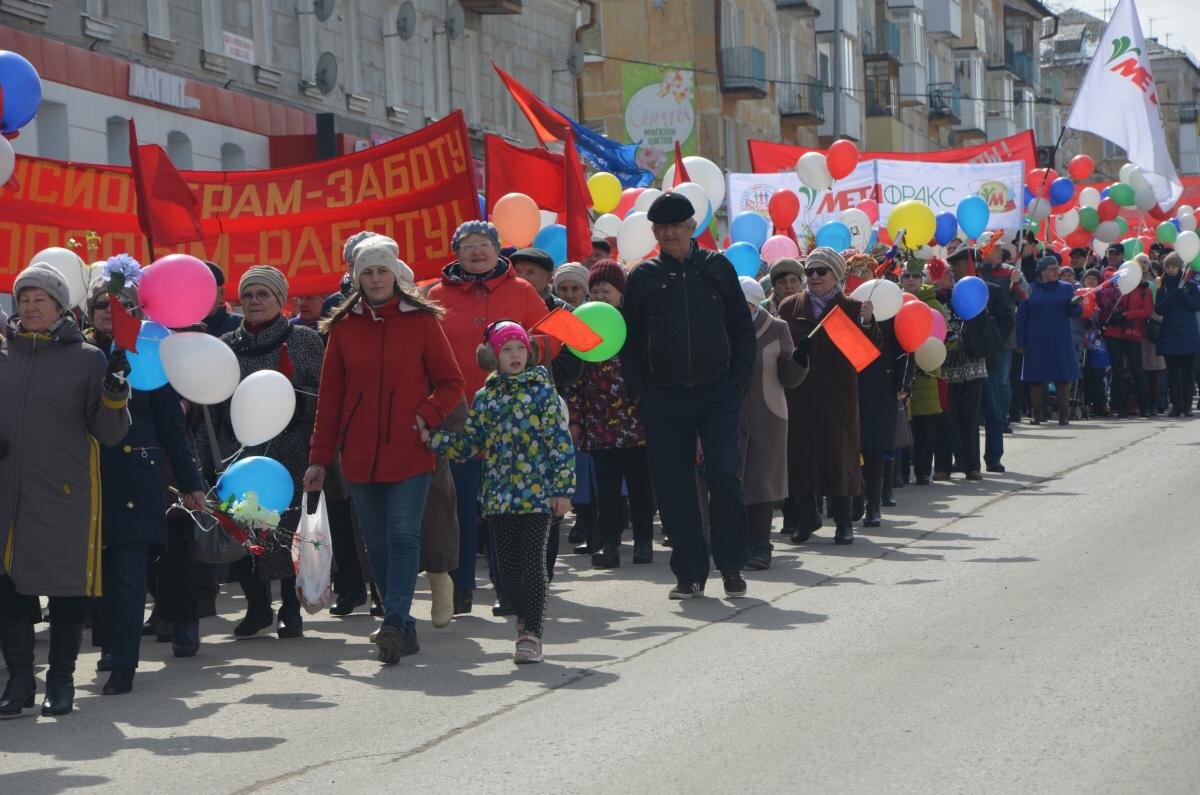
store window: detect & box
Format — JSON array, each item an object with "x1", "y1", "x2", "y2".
[
  {"x1": 106, "y1": 115, "x2": 129, "y2": 166},
  {"x1": 167, "y1": 131, "x2": 193, "y2": 170},
  {"x1": 221, "y1": 143, "x2": 246, "y2": 171}
]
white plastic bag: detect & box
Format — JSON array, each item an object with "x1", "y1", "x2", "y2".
[{"x1": 292, "y1": 492, "x2": 335, "y2": 614}]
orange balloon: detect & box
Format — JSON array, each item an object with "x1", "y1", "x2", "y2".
[
  {"x1": 491, "y1": 192, "x2": 540, "y2": 248},
  {"x1": 900, "y1": 292, "x2": 920, "y2": 304}
]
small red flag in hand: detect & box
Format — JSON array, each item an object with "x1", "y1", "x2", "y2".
[
  {"x1": 818, "y1": 305, "x2": 880, "y2": 373},
  {"x1": 530, "y1": 308, "x2": 603, "y2": 352},
  {"x1": 278, "y1": 342, "x2": 294, "y2": 381},
  {"x1": 110, "y1": 301, "x2": 142, "y2": 353}
]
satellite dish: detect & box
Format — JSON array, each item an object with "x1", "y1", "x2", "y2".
[
  {"x1": 313, "y1": 0, "x2": 334, "y2": 22},
  {"x1": 567, "y1": 41, "x2": 584, "y2": 77},
  {"x1": 396, "y1": 1, "x2": 416, "y2": 40},
  {"x1": 315, "y1": 51, "x2": 338, "y2": 95},
  {"x1": 445, "y1": 2, "x2": 465, "y2": 41}
]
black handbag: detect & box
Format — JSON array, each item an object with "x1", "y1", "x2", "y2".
[
  {"x1": 962, "y1": 309, "x2": 1004, "y2": 358},
  {"x1": 189, "y1": 511, "x2": 250, "y2": 564},
  {"x1": 1146, "y1": 316, "x2": 1162, "y2": 343}
]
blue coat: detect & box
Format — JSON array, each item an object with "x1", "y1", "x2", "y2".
[
  {"x1": 1017, "y1": 280, "x2": 1082, "y2": 383},
  {"x1": 1153, "y1": 275, "x2": 1200, "y2": 356}
]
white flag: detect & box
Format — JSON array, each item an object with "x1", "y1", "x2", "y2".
[{"x1": 1064, "y1": 0, "x2": 1182, "y2": 208}]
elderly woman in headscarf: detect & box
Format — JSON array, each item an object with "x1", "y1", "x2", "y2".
[
  {"x1": 552, "y1": 262, "x2": 590, "y2": 309},
  {"x1": 197, "y1": 265, "x2": 325, "y2": 639},
  {"x1": 778, "y1": 247, "x2": 880, "y2": 545}
]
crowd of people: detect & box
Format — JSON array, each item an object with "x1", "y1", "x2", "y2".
[{"x1": 2, "y1": 192, "x2": 1197, "y2": 718}]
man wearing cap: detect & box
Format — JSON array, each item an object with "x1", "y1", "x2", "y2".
[
  {"x1": 622, "y1": 192, "x2": 756, "y2": 600},
  {"x1": 583, "y1": 238, "x2": 612, "y2": 269},
  {"x1": 201, "y1": 261, "x2": 243, "y2": 337},
  {"x1": 1105, "y1": 243, "x2": 1125, "y2": 272},
  {"x1": 976, "y1": 246, "x2": 1028, "y2": 472}
]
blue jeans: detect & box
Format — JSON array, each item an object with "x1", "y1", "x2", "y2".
[
  {"x1": 449, "y1": 460, "x2": 483, "y2": 591},
  {"x1": 981, "y1": 349, "x2": 1013, "y2": 465},
  {"x1": 347, "y1": 475, "x2": 431, "y2": 630}
]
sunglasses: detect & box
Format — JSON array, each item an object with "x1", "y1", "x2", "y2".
[
  {"x1": 804, "y1": 266, "x2": 831, "y2": 277},
  {"x1": 92, "y1": 299, "x2": 134, "y2": 310},
  {"x1": 900, "y1": 272, "x2": 923, "y2": 279}
]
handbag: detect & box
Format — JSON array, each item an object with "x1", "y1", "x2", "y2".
[
  {"x1": 893, "y1": 401, "x2": 913, "y2": 449},
  {"x1": 189, "y1": 511, "x2": 251, "y2": 565},
  {"x1": 961, "y1": 309, "x2": 1004, "y2": 358},
  {"x1": 1145, "y1": 316, "x2": 1162, "y2": 343}
]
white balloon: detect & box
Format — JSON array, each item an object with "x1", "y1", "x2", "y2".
[
  {"x1": 1092, "y1": 238, "x2": 1110, "y2": 259},
  {"x1": 849, "y1": 278, "x2": 903, "y2": 321},
  {"x1": 1027, "y1": 197, "x2": 1052, "y2": 221},
  {"x1": 794, "y1": 151, "x2": 833, "y2": 191},
  {"x1": 231, "y1": 370, "x2": 297, "y2": 447},
  {"x1": 1079, "y1": 187, "x2": 1102, "y2": 209},
  {"x1": 1116, "y1": 264, "x2": 1142, "y2": 295},
  {"x1": 914, "y1": 337, "x2": 947, "y2": 372},
  {"x1": 1174, "y1": 230, "x2": 1200, "y2": 262},
  {"x1": 1134, "y1": 185, "x2": 1157, "y2": 212},
  {"x1": 663, "y1": 156, "x2": 726, "y2": 210},
  {"x1": 1179, "y1": 213, "x2": 1197, "y2": 232},
  {"x1": 914, "y1": 245, "x2": 940, "y2": 261},
  {"x1": 0, "y1": 136, "x2": 14, "y2": 184},
  {"x1": 1178, "y1": 204, "x2": 1195, "y2": 217},
  {"x1": 632, "y1": 188, "x2": 663, "y2": 214},
  {"x1": 1093, "y1": 220, "x2": 1121, "y2": 244},
  {"x1": 840, "y1": 208, "x2": 871, "y2": 249},
  {"x1": 160, "y1": 332, "x2": 241, "y2": 405},
  {"x1": 1119, "y1": 163, "x2": 1138, "y2": 183},
  {"x1": 29, "y1": 247, "x2": 89, "y2": 308},
  {"x1": 616, "y1": 211, "x2": 656, "y2": 262},
  {"x1": 538, "y1": 209, "x2": 558, "y2": 231},
  {"x1": 1055, "y1": 208, "x2": 1080, "y2": 237},
  {"x1": 670, "y1": 181, "x2": 710, "y2": 224},
  {"x1": 592, "y1": 213, "x2": 621, "y2": 238},
  {"x1": 1129, "y1": 170, "x2": 1151, "y2": 192}
]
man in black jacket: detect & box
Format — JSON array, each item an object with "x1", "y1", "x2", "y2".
[{"x1": 622, "y1": 193, "x2": 756, "y2": 600}]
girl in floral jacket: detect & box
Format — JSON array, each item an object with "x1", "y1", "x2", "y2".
[{"x1": 425, "y1": 321, "x2": 574, "y2": 664}]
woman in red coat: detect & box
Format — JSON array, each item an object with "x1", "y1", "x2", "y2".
[{"x1": 305, "y1": 238, "x2": 464, "y2": 664}]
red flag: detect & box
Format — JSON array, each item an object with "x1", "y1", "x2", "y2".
[
  {"x1": 563, "y1": 127, "x2": 592, "y2": 262},
  {"x1": 485, "y1": 135, "x2": 567, "y2": 214},
  {"x1": 492, "y1": 64, "x2": 570, "y2": 145},
  {"x1": 277, "y1": 342, "x2": 294, "y2": 382},
  {"x1": 819, "y1": 305, "x2": 880, "y2": 373},
  {"x1": 109, "y1": 301, "x2": 142, "y2": 352},
  {"x1": 672, "y1": 140, "x2": 719, "y2": 250},
  {"x1": 128, "y1": 118, "x2": 203, "y2": 250},
  {"x1": 529, "y1": 307, "x2": 602, "y2": 352}
]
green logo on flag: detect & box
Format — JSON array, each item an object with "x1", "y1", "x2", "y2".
[{"x1": 1106, "y1": 36, "x2": 1141, "y2": 64}]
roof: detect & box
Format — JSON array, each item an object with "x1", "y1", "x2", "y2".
[{"x1": 1047, "y1": 7, "x2": 1200, "y2": 74}]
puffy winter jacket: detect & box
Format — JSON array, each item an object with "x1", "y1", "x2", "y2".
[
  {"x1": 567, "y1": 357, "x2": 645, "y2": 451},
  {"x1": 1103, "y1": 282, "x2": 1153, "y2": 343},
  {"x1": 1154, "y1": 274, "x2": 1200, "y2": 356}
]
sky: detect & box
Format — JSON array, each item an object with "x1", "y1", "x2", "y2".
[{"x1": 1053, "y1": 0, "x2": 1200, "y2": 62}]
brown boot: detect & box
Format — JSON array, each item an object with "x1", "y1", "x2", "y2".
[
  {"x1": 1056, "y1": 381, "x2": 1071, "y2": 425},
  {"x1": 1029, "y1": 384, "x2": 1044, "y2": 424}
]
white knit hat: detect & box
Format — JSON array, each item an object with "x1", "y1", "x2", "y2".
[
  {"x1": 353, "y1": 236, "x2": 415, "y2": 288},
  {"x1": 739, "y1": 275, "x2": 765, "y2": 306}
]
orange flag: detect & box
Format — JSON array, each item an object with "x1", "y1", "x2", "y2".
[
  {"x1": 819, "y1": 305, "x2": 880, "y2": 372},
  {"x1": 530, "y1": 308, "x2": 602, "y2": 352}
]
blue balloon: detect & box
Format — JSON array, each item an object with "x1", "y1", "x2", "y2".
[
  {"x1": 1100, "y1": 187, "x2": 1110, "y2": 199},
  {"x1": 0, "y1": 51, "x2": 42, "y2": 132},
  {"x1": 866, "y1": 230, "x2": 878, "y2": 251},
  {"x1": 951, "y1": 275, "x2": 989, "y2": 321},
  {"x1": 814, "y1": 220, "x2": 852, "y2": 251},
  {"x1": 217, "y1": 456, "x2": 294, "y2": 512},
  {"x1": 934, "y1": 212, "x2": 958, "y2": 246},
  {"x1": 956, "y1": 195, "x2": 990, "y2": 239},
  {"x1": 1173, "y1": 218, "x2": 1182, "y2": 231},
  {"x1": 1048, "y1": 177, "x2": 1075, "y2": 207},
  {"x1": 694, "y1": 203, "x2": 713, "y2": 239},
  {"x1": 532, "y1": 223, "x2": 567, "y2": 266},
  {"x1": 730, "y1": 213, "x2": 770, "y2": 249},
  {"x1": 120, "y1": 322, "x2": 170, "y2": 391},
  {"x1": 477, "y1": 193, "x2": 487, "y2": 220},
  {"x1": 725, "y1": 241, "x2": 762, "y2": 278},
  {"x1": 1023, "y1": 187, "x2": 1035, "y2": 208}
]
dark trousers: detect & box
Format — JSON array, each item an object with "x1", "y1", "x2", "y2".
[
  {"x1": 1165, "y1": 354, "x2": 1196, "y2": 413},
  {"x1": 592, "y1": 447, "x2": 655, "y2": 547},
  {"x1": 1009, "y1": 352, "x2": 1026, "y2": 422},
  {"x1": 1108, "y1": 337, "x2": 1147, "y2": 414},
  {"x1": 1083, "y1": 367, "x2": 1108, "y2": 411},
  {"x1": 98, "y1": 542, "x2": 151, "y2": 670},
  {"x1": 490, "y1": 514, "x2": 550, "y2": 637},
  {"x1": 791, "y1": 493, "x2": 851, "y2": 530},
  {"x1": 449, "y1": 459, "x2": 483, "y2": 592},
  {"x1": 910, "y1": 414, "x2": 950, "y2": 479},
  {"x1": 943, "y1": 380, "x2": 984, "y2": 474},
  {"x1": 0, "y1": 575, "x2": 88, "y2": 623},
  {"x1": 158, "y1": 512, "x2": 198, "y2": 625},
  {"x1": 639, "y1": 381, "x2": 748, "y2": 585},
  {"x1": 747, "y1": 502, "x2": 775, "y2": 547},
  {"x1": 982, "y1": 349, "x2": 1013, "y2": 465},
  {"x1": 327, "y1": 495, "x2": 364, "y2": 597}
]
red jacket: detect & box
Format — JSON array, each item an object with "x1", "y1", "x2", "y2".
[
  {"x1": 428, "y1": 262, "x2": 549, "y2": 403},
  {"x1": 309, "y1": 297, "x2": 465, "y2": 483},
  {"x1": 1103, "y1": 282, "x2": 1153, "y2": 343}
]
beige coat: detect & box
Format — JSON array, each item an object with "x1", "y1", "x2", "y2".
[{"x1": 742, "y1": 310, "x2": 807, "y2": 505}]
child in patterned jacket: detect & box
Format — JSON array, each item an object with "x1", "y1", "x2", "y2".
[{"x1": 422, "y1": 320, "x2": 575, "y2": 664}]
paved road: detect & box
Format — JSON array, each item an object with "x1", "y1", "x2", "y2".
[{"x1": 2, "y1": 417, "x2": 1199, "y2": 794}]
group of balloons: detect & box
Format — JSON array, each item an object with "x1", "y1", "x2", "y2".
[
  {"x1": 0, "y1": 50, "x2": 42, "y2": 184},
  {"x1": 844, "y1": 278, "x2": 946, "y2": 370}
]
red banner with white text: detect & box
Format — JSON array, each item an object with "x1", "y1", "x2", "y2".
[
  {"x1": 0, "y1": 112, "x2": 479, "y2": 295},
  {"x1": 747, "y1": 131, "x2": 1039, "y2": 174}
]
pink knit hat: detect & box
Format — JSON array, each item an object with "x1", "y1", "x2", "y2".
[{"x1": 487, "y1": 320, "x2": 530, "y2": 356}]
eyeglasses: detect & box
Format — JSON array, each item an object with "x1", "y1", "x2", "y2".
[
  {"x1": 458, "y1": 242, "x2": 494, "y2": 252},
  {"x1": 804, "y1": 266, "x2": 831, "y2": 277},
  {"x1": 241, "y1": 289, "x2": 275, "y2": 304}
]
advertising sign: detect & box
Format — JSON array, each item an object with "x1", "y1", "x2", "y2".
[{"x1": 621, "y1": 62, "x2": 696, "y2": 180}]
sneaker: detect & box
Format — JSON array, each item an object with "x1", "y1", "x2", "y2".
[
  {"x1": 722, "y1": 571, "x2": 748, "y2": 597},
  {"x1": 744, "y1": 544, "x2": 772, "y2": 571},
  {"x1": 400, "y1": 625, "x2": 419, "y2": 655},
  {"x1": 375, "y1": 624, "x2": 418, "y2": 664},
  {"x1": 668, "y1": 582, "x2": 705, "y2": 600},
  {"x1": 514, "y1": 633, "x2": 543, "y2": 664}
]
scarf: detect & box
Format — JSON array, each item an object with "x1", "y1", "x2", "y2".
[{"x1": 806, "y1": 287, "x2": 838, "y2": 318}]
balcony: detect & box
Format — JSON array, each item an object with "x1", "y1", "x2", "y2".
[
  {"x1": 1005, "y1": 47, "x2": 1036, "y2": 85},
  {"x1": 953, "y1": 96, "x2": 986, "y2": 135},
  {"x1": 928, "y1": 82, "x2": 961, "y2": 123},
  {"x1": 460, "y1": 0, "x2": 522, "y2": 13},
  {"x1": 778, "y1": 80, "x2": 825, "y2": 124},
  {"x1": 926, "y1": 0, "x2": 962, "y2": 38},
  {"x1": 775, "y1": 0, "x2": 819, "y2": 15},
  {"x1": 818, "y1": 90, "x2": 864, "y2": 142},
  {"x1": 864, "y1": 18, "x2": 901, "y2": 62},
  {"x1": 899, "y1": 62, "x2": 928, "y2": 106},
  {"x1": 721, "y1": 46, "x2": 768, "y2": 97},
  {"x1": 887, "y1": 0, "x2": 924, "y2": 9},
  {"x1": 1181, "y1": 103, "x2": 1198, "y2": 124}
]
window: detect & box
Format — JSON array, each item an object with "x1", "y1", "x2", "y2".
[
  {"x1": 251, "y1": 0, "x2": 273, "y2": 67},
  {"x1": 220, "y1": 143, "x2": 245, "y2": 171},
  {"x1": 200, "y1": 2, "x2": 222, "y2": 53},
  {"x1": 384, "y1": 3, "x2": 405, "y2": 111},
  {"x1": 817, "y1": 42, "x2": 831, "y2": 87},
  {"x1": 300, "y1": 0, "x2": 318, "y2": 81},
  {"x1": 36, "y1": 101, "x2": 68, "y2": 160},
  {"x1": 343, "y1": 2, "x2": 364, "y2": 96},
  {"x1": 464, "y1": 29, "x2": 481, "y2": 128},
  {"x1": 167, "y1": 131, "x2": 193, "y2": 169},
  {"x1": 841, "y1": 34, "x2": 857, "y2": 93},
  {"x1": 865, "y1": 60, "x2": 898, "y2": 117},
  {"x1": 106, "y1": 116, "x2": 129, "y2": 166},
  {"x1": 146, "y1": 0, "x2": 170, "y2": 38}
]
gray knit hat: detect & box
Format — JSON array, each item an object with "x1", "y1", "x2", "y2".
[
  {"x1": 353, "y1": 235, "x2": 415, "y2": 288},
  {"x1": 804, "y1": 247, "x2": 847, "y2": 283},
  {"x1": 238, "y1": 265, "x2": 289, "y2": 306},
  {"x1": 552, "y1": 262, "x2": 590, "y2": 297},
  {"x1": 13, "y1": 263, "x2": 71, "y2": 310}
]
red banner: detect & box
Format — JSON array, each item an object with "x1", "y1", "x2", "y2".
[
  {"x1": 0, "y1": 112, "x2": 479, "y2": 295},
  {"x1": 747, "y1": 131, "x2": 1039, "y2": 174}
]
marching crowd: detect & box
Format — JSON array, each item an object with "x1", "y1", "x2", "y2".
[{"x1": 2, "y1": 191, "x2": 1197, "y2": 718}]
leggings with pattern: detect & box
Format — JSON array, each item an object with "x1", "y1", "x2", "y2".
[{"x1": 489, "y1": 513, "x2": 551, "y2": 638}]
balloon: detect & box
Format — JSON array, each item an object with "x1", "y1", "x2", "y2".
[
  {"x1": 1128, "y1": 167, "x2": 1151, "y2": 192},
  {"x1": 29, "y1": 247, "x2": 89, "y2": 308},
  {"x1": 593, "y1": 212, "x2": 621, "y2": 238},
  {"x1": 670, "y1": 181, "x2": 710, "y2": 224},
  {"x1": 1068, "y1": 154, "x2": 1094, "y2": 180},
  {"x1": 532, "y1": 224, "x2": 567, "y2": 266},
  {"x1": 857, "y1": 198, "x2": 880, "y2": 224},
  {"x1": 123, "y1": 322, "x2": 171, "y2": 391},
  {"x1": 616, "y1": 211, "x2": 656, "y2": 262},
  {"x1": 1027, "y1": 167, "x2": 1058, "y2": 197},
  {"x1": 725, "y1": 242, "x2": 762, "y2": 278},
  {"x1": 814, "y1": 220, "x2": 852, "y2": 251},
  {"x1": 1075, "y1": 288, "x2": 1096, "y2": 319},
  {"x1": 1093, "y1": 220, "x2": 1121, "y2": 244},
  {"x1": 886, "y1": 200, "x2": 936, "y2": 249},
  {"x1": 160, "y1": 332, "x2": 241, "y2": 404},
  {"x1": 1175, "y1": 230, "x2": 1200, "y2": 262},
  {"x1": 956, "y1": 195, "x2": 990, "y2": 239},
  {"x1": 0, "y1": 136, "x2": 13, "y2": 184},
  {"x1": 1098, "y1": 199, "x2": 1120, "y2": 221},
  {"x1": 586, "y1": 172, "x2": 622, "y2": 213},
  {"x1": 914, "y1": 245, "x2": 939, "y2": 261},
  {"x1": 613, "y1": 187, "x2": 645, "y2": 219},
  {"x1": 1180, "y1": 213, "x2": 1198, "y2": 232},
  {"x1": 760, "y1": 234, "x2": 800, "y2": 263},
  {"x1": 230, "y1": 370, "x2": 297, "y2": 447},
  {"x1": 951, "y1": 276, "x2": 989, "y2": 320},
  {"x1": 1055, "y1": 208, "x2": 1080, "y2": 237},
  {"x1": 1027, "y1": 197, "x2": 1052, "y2": 221},
  {"x1": 1148, "y1": 204, "x2": 1171, "y2": 221},
  {"x1": 1114, "y1": 216, "x2": 1128, "y2": 236},
  {"x1": 794, "y1": 151, "x2": 833, "y2": 191},
  {"x1": 694, "y1": 202, "x2": 713, "y2": 240},
  {"x1": 217, "y1": 456, "x2": 294, "y2": 513},
  {"x1": 730, "y1": 212, "x2": 770, "y2": 249},
  {"x1": 931, "y1": 212, "x2": 957, "y2": 246},
  {"x1": 1108, "y1": 182, "x2": 1136, "y2": 207},
  {"x1": 914, "y1": 337, "x2": 947, "y2": 371},
  {"x1": 1092, "y1": 237, "x2": 1110, "y2": 259},
  {"x1": 1134, "y1": 185, "x2": 1157, "y2": 212},
  {"x1": 1048, "y1": 177, "x2": 1075, "y2": 206},
  {"x1": 901, "y1": 292, "x2": 920, "y2": 305},
  {"x1": 768, "y1": 189, "x2": 801, "y2": 229},
  {"x1": 1078, "y1": 206, "x2": 1099, "y2": 232},
  {"x1": 1079, "y1": 187, "x2": 1101, "y2": 208},
  {"x1": 570, "y1": 301, "x2": 627, "y2": 362},
  {"x1": 929, "y1": 305, "x2": 948, "y2": 341},
  {"x1": 632, "y1": 188, "x2": 663, "y2": 214},
  {"x1": 137, "y1": 254, "x2": 217, "y2": 328},
  {"x1": 894, "y1": 300, "x2": 934, "y2": 353},
  {"x1": 1065, "y1": 228, "x2": 1093, "y2": 249},
  {"x1": 1179, "y1": 204, "x2": 1196, "y2": 216},
  {"x1": 662, "y1": 156, "x2": 726, "y2": 210},
  {"x1": 850, "y1": 279, "x2": 903, "y2": 321},
  {"x1": 0, "y1": 50, "x2": 42, "y2": 132},
  {"x1": 826, "y1": 139, "x2": 860, "y2": 180},
  {"x1": 1116, "y1": 264, "x2": 1141, "y2": 295},
  {"x1": 1121, "y1": 237, "x2": 1142, "y2": 261},
  {"x1": 840, "y1": 208, "x2": 872, "y2": 249},
  {"x1": 491, "y1": 192, "x2": 540, "y2": 248},
  {"x1": 1119, "y1": 163, "x2": 1137, "y2": 183}
]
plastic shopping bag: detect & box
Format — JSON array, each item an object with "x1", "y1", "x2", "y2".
[{"x1": 292, "y1": 492, "x2": 335, "y2": 614}]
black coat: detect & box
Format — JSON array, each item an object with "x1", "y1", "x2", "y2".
[
  {"x1": 858, "y1": 319, "x2": 913, "y2": 452},
  {"x1": 202, "y1": 304, "x2": 243, "y2": 337}
]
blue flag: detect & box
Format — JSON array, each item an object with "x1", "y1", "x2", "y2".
[{"x1": 555, "y1": 109, "x2": 655, "y2": 189}]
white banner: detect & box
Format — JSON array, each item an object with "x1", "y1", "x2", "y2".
[{"x1": 726, "y1": 162, "x2": 876, "y2": 237}]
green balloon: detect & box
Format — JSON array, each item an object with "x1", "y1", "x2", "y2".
[
  {"x1": 1109, "y1": 182, "x2": 1136, "y2": 207},
  {"x1": 570, "y1": 301, "x2": 627, "y2": 362},
  {"x1": 1078, "y1": 206, "x2": 1099, "y2": 231},
  {"x1": 1122, "y1": 237, "x2": 1141, "y2": 260},
  {"x1": 1157, "y1": 220, "x2": 1179, "y2": 244},
  {"x1": 1114, "y1": 216, "x2": 1128, "y2": 236},
  {"x1": 1191, "y1": 253, "x2": 1200, "y2": 273}
]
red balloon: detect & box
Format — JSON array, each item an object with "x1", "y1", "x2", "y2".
[
  {"x1": 1065, "y1": 228, "x2": 1093, "y2": 249},
  {"x1": 894, "y1": 300, "x2": 935, "y2": 353},
  {"x1": 827, "y1": 139, "x2": 860, "y2": 180},
  {"x1": 1148, "y1": 204, "x2": 1171, "y2": 221},
  {"x1": 1098, "y1": 198, "x2": 1120, "y2": 221},
  {"x1": 613, "y1": 188, "x2": 644, "y2": 220},
  {"x1": 900, "y1": 291, "x2": 920, "y2": 304},
  {"x1": 1027, "y1": 167, "x2": 1059, "y2": 198},
  {"x1": 1067, "y1": 155, "x2": 1094, "y2": 181},
  {"x1": 768, "y1": 189, "x2": 801, "y2": 229},
  {"x1": 857, "y1": 198, "x2": 879, "y2": 224}
]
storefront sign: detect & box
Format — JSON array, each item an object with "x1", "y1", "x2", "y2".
[
  {"x1": 128, "y1": 64, "x2": 201, "y2": 111},
  {"x1": 621, "y1": 63, "x2": 696, "y2": 179},
  {"x1": 223, "y1": 31, "x2": 256, "y2": 65}
]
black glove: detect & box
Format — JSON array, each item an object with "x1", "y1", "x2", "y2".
[
  {"x1": 793, "y1": 335, "x2": 812, "y2": 367},
  {"x1": 104, "y1": 349, "x2": 131, "y2": 391}
]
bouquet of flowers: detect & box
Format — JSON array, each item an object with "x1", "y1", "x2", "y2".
[
  {"x1": 220, "y1": 491, "x2": 284, "y2": 556},
  {"x1": 102, "y1": 253, "x2": 143, "y2": 295}
]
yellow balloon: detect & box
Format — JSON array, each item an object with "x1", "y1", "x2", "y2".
[
  {"x1": 887, "y1": 200, "x2": 936, "y2": 249},
  {"x1": 587, "y1": 172, "x2": 622, "y2": 214}
]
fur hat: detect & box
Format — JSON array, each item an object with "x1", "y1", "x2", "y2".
[
  {"x1": 588, "y1": 259, "x2": 627, "y2": 294},
  {"x1": 476, "y1": 320, "x2": 531, "y2": 371},
  {"x1": 552, "y1": 262, "x2": 590, "y2": 296},
  {"x1": 804, "y1": 247, "x2": 846, "y2": 283},
  {"x1": 452, "y1": 220, "x2": 500, "y2": 252},
  {"x1": 238, "y1": 265, "x2": 289, "y2": 306},
  {"x1": 353, "y1": 235, "x2": 414, "y2": 288},
  {"x1": 13, "y1": 263, "x2": 71, "y2": 310},
  {"x1": 739, "y1": 275, "x2": 765, "y2": 306},
  {"x1": 769, "y1": 257, "x2": 804, "y2": 283}
]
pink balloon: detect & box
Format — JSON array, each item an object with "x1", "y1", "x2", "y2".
[
  {"x1": 857, "y1": 199, "x2": 879, "y2": 225},
  {"x1": 929, "y1": 305, "x2": 947, "y2": 342},
  {"x1": 139, "y1": 254, "x2": 218, "y2": 328},
  {"x1": 760, "y1": 234, "x2": 800, "y2": 263}
]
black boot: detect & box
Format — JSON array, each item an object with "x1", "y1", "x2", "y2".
[
  {"x1": 881, "y1": 460, "x2": 897, "y2": 507},
  {"x1": 328, "y1": 589, "x2": 366, "y2": 617},
  {"x1": 277, "y1": 578, "x2": 303, "y2": 639},
  {"x1": 96, "y1": 648, "x2": 113, "y2": 671},
  {"x1": 102, "y1": 667, "x2": 135, "y2": 696},
  {"x1": 172, "y1": 622, "x2": 200, "y2": 658},
  {"x1": 834, "y1": 522, "x2": 855, "y2": 545},
  {"x1": 0, "y1": 619, "x2": 36, "y2": 717},
  {"x1": 863, "y1": 478, "x2": 884, "y2": 528},
  {"x1": 41, "y1": 621, "x2": 83, "y2": 717},
  {"x1": 234, "y1": 577, "x2": 274, "y2": 638},
  {"x1": 452, "y1": 588, "x2": 473, "y2": 615},
  {"x1": 591, "y1": 542, "x2": 620, "y2": 569},
  {"x1": 632, "y1": 540, "x2": 653, "y2": 564}
]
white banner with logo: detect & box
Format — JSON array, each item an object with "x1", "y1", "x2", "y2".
[{"x1": 726, "y1": 162, "x2": 876, "y2": 236}]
